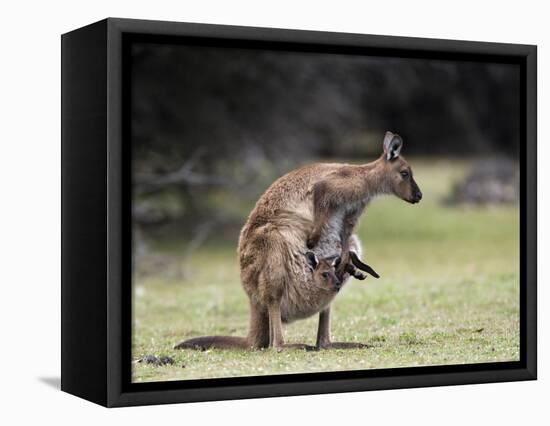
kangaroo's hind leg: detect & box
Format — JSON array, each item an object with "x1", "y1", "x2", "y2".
[
  {"x1": 315, "y1": 305, "x2": 369, "y2": 350},
  {"x1": 266, "y1": 300, "x2": 315, "y2": 351},
  {"x1": 247, "y1": 301, "x2": 270, "y2": 349},
  {"x1": 257, "y1": 267, "x2": 286, "y2": 350},
  {"x1": 267, "y1": 300, "x2": 285, "y2": 350},
  {"x1": 316, "y1": 306, "x2": 332, "y2": 349}
]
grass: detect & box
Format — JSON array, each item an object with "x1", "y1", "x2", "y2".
[{"x1": 132, "y1": 158, "x2": 520, "y2": 382}]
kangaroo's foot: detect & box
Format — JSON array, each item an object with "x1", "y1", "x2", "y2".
[
  {"x1": 283, "y1": 343, "x2": 317, "y2": 351},
  {"x1": 269, "y1": 343, "x2": 317, "y2": 352},
  {"x1": 316, "y1": 341, "x2": 370, "y2": 350},
  {"x1": 349, "y1": 251, "x2": 380, "y2": 279}
]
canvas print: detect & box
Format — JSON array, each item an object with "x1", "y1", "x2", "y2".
[{"x1": 130, "y1": 42, "x2": 520, "y2": 383}]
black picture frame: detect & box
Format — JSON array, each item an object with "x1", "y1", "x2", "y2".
[{"x1": 61, "y1": 17, "x2": 537, "y2": 407}]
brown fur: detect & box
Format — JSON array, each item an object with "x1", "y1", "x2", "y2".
[{"x1": 176, "y1": 131, "x2": 422, "y2": 351}]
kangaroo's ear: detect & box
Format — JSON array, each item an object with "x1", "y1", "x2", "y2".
[
  {"x1": 383, "y1": 131, "x2": 403, "y2": 161},
  {"x1": 332, "y1": 256, "x2": 341, "y2": 269},
  {"x1": 305, "y1": 251, "x2": 319, "y2": 270}
]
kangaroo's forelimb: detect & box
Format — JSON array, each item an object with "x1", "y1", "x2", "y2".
[{"x1": 307, "y1": 173, "x2": 368, "y2": 250}]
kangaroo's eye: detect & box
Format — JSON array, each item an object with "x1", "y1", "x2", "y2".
[
  {"x1": 400, "y1": 170, "x2": 409, "y2": 179},
  {"x1": 322, "y1": 272, "x2": 329, "y2": 279}
]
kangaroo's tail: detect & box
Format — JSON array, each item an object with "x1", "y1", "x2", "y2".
[{"x1": 174, "y1": 336, "x2": 249, "y2": 350}]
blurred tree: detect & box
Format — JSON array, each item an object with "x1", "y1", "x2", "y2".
[{"x1": 130, "y1": 43, "x2": 520, "y2": 258}]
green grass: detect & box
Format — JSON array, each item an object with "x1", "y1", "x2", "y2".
[{"x1": 132, "y1": 158, "x2": 520, "y2": 382}]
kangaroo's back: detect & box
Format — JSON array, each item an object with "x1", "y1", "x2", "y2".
[
  {"x1": 238, "y1": 163, "x2": 345, "y2": 254},
  {"x1": 238, "y1": 163, "x2": 344, "y2": 294}
]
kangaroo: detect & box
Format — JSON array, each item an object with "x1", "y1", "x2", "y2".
[
  {"x1": 305, "y1": 252, "x2": 342, "y2": 290},
  {"x1": 307, "y1": 236, "x2": 379, "y2": 291},
  {"x1": 306, "y1": 251, "x2": 378, "y2": 291},
  {"x1": 175, "y1": 131, "x2": 421, "y2": 351}
]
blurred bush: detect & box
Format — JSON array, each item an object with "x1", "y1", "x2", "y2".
[
  {"x1": 445, "y1": 158, "x2": 519, "y2": 205},
  {"x1": 130, "y1": 43, "x2": 521, "y2": 260}
]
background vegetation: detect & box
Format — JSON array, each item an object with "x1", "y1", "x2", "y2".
[{"x1": 130, "y1": 43, "x2": 520, "y2": 382}]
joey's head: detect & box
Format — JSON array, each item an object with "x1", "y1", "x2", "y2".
[
  {"x1": 379, "y1": 131, "x2": 422, "y2": 204},
  {"x1": 306, "y1": 251, "x2": 342, "y2": 290}
]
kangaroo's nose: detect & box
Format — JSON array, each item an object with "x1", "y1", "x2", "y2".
[{"x1": 416, "y1": 191, "x2": 423, "y2": 201}]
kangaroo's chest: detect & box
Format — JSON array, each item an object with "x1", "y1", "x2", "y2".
[
  {"x1": 277, "y1": 197, "x2": 366, "y2": 323},
  {"x1": 312, "y1": 201, "x2": 367, "y2": 259}
]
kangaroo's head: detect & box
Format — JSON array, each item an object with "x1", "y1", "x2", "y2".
[
  {"x1": 379, "y1": 131, "x2": 423, "y2": 204},
  {"x1": 306, "y1": 251, "x2": 342, "y2": 289}
]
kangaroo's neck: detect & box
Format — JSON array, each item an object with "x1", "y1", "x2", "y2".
[{"x1": 356, "y1": 157, "x2": 391, "y2": 199}]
